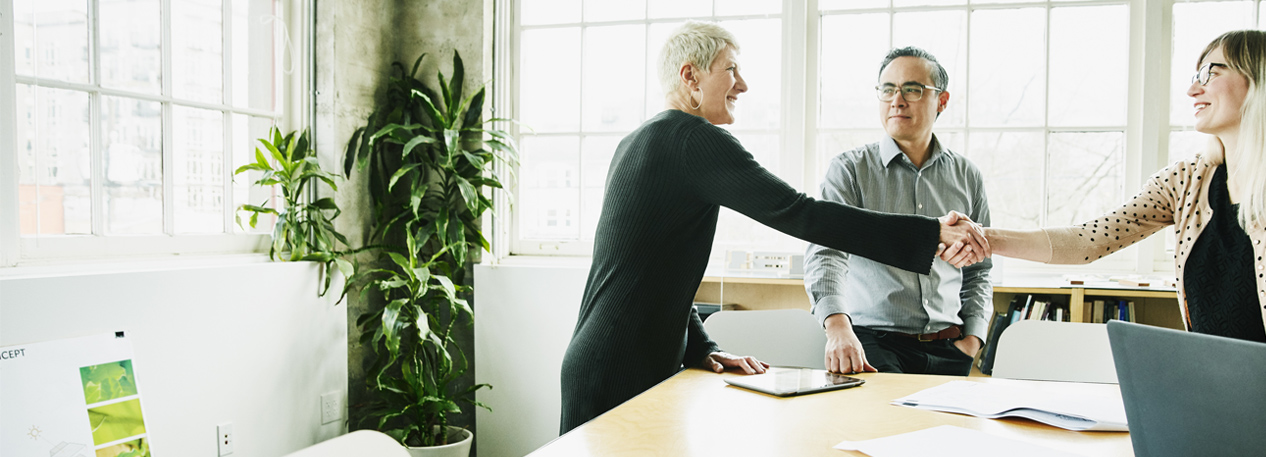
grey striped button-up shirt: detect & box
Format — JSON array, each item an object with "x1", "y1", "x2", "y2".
[{"x1": 804, "y1": 135, "x2": 993, "y2": 343}]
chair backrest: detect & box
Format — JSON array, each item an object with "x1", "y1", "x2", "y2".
[
  {"x1": 991, "y1": 320, "x2": 1117, "y2": 383},
  {"x1": 703, "y1": 309, "x2": 827, "y2": 370},
  {"x1": 282, "y1": 430, "x2": 409, "y2": 457}
]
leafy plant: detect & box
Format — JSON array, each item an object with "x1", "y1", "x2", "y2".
[
  {"x1": 342, "y1": 51, "x2": 518, "y2": 447},
  {"x1": 235, "y1": 127, "x2": 352, "y2": 293}
]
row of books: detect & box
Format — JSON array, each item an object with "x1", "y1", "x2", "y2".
[
  {"x1": 977, "y1": 294, "x2": 1069, "y2": 375},
  {"x1": 1088, "y1": 299, "x2": 1137, "y2": 324}
]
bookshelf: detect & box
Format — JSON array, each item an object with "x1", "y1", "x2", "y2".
[
  {"x1": 695, "y1": 274, "x2": 1185, "y2": 330},
  {"x1": 993, "y1": 285, "x2": 1183, "y2": 330},
  {"x1": 696, "y1": 272, "x2": 1184, "y2": 377},
  {"x1": 695, "y1": 275, "x2": 810, "y2": 311}
]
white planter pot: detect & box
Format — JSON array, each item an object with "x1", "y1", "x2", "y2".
[{"x1": 405, "y1": 427, "x2": 473, "y2": 457}]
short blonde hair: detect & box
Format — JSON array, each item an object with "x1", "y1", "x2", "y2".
[{"x1": 657, "y1": 21, "x2": 740, "y2": 96}]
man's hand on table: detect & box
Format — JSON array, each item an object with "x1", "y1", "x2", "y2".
[{"x1": 824, "y1": 313, "x2": 878, "y2": 374}]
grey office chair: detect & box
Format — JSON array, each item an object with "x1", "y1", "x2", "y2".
[
  {"x1": 991, "y1": 320, "x2": 1118, "y2": 383},
  {"x1": 703, "y1": 309, "x2": 827, "y2": 370}
]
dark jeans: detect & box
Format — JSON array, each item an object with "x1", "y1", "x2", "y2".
[{"x1": 854, "y1": 326, "x2": 975, "y2": 376}]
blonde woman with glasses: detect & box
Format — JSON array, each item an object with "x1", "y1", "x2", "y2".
[{"x1": 987, "y1": 30, "x2": 1266, "y2": 343}]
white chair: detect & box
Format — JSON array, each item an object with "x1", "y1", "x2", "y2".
[
  {"x1": 283, "y1": 430, "x2": 409, "y2": 457},
  {"x1": 703, "y1": 309, "x2": 827, "y2": 370},
  {"x1": 991, "y1": 320, "x2": 1118, "y2": 384}
]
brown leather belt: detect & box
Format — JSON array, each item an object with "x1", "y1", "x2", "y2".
[{"x1": 891, "y1": 325, "x2": 962, "y2": 342}]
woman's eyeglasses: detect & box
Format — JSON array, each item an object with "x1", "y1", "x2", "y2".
[{"x1": 1193, "y1": 63, "x2": 1229, "y2": 86}]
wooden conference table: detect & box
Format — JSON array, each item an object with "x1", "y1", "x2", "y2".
[{"x1": 530, "y1": 368, "x2": 1133, "y2": 456}]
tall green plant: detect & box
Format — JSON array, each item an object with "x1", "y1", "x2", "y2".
[
  {"x1": 342, "y1": 51, "x2": 518, "y2": 447},
  {"x1": 235, "y1": 127, "x2": 351, "y2": 293}
]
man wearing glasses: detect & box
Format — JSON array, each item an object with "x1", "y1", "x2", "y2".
[{"x1": 804, "y1": 47, "x2": 992, "y2": 376}]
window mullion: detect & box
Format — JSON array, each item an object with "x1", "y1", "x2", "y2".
[
  {"x1": 963, "y1": 2, "x2": 972, "y2": 165},
  {"x1": 576, "y1": 23, "x2": 585, "y2": 242},
  {"x1": 495, "y1": 0, "x2": 517, "y2": 260},
  {"x1": 1041, "y1": 3, "x2": 1052, "y2": 228},
  {"x1": 90, "y1": 0, "x2": 100, "y2": 86},
  {"x1": 1133, "y1": 0, "x2": 1171, "y2": 273},
  {"x1": 162, "y1": 0, "x2": 174, "y2": 235},
  {"x1": 89, "y1": 0, "x2": 105, "y2": 236},
  {"x1": 222, "y1": 112, "x2": 233, "y2": 233},
  {"x1": 11, "y1": 75, "x2": 280, "y2": 117},
  {"x1": 0, "y1": 0, "x2": 20, "y2": 265},
  {"x1": 222, "y1": 0, "x2": 233, "y2": 234},
  {"x1": 91, "y1": 94, "x2": 105, "y2": 236},
  {"x1": 782, "y1": 0, "x2": 807, "y2": 191},
  {"x1": 804, "y1": 0, "x2": 822, "y2": 186}
]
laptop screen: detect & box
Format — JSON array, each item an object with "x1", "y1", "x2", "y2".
[{"x1": 1107, "y1": 321, "x2": 1266, "y2": 457}]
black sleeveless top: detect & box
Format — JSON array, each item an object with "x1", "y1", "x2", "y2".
[{"x1": 1183, "y1": 164, "x2": 1266, "y2": 342}]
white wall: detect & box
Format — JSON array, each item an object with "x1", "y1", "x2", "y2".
[
  {"x1": 0, "y1": 259, "x2": 348, "y2": 457},
  {"x1": 473, "y1": 262, "x2": 589, "y2": 457}
]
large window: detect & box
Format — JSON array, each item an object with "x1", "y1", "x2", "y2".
[
  {"x1": 498, "y1": 0, "x2": 1241, "y2": 273},
  {"x1": 818, "y1": 2, "x2": 1128, "y2": 232},
  {"x1": 2, "y1": 0, "x2": 304, "y2": 264},
  {"x1": 1169, "y1": 0, "x2": 1266, "y2": 163},
  {"x1": 511, "y1": 0, "x2": 787, "y2": 256}
]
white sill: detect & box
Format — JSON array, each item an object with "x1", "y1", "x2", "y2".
[
  {"x1": 483, "y1": 255, "x2": 592, "y2": 268},
  {"x1": 0, "y1": 253, "x2": 278, "y2": 280}
]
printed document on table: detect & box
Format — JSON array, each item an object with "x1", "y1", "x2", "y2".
[
  {"x1": 834, "y1": 425, "x2": 1079, "y2": 457},
  {"x1": 891, "y1": 380, "x2": 1128, "y2": 431}
]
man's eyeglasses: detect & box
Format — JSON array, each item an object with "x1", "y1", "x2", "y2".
[
  {"x1": 876, "y1": 83, "x2": 942, "y2": 102},
  {"x1": 1193, "y1": 63, "x2": 1229, "y2": 86}
]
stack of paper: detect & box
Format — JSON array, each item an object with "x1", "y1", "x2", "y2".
[
  {"x1": 835, "y1": 425, "x2": 1080, "y2": 457},
  {"x1": 891, "y1": 380, "x2": 1128, "y2": 431}
]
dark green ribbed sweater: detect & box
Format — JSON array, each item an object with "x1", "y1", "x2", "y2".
[{"x1": 559, "y1": 110, "x2": 940, "y2": 433}]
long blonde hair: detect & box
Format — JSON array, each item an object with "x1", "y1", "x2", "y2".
[{"x1": 1204, "y1": 30, "x2": 1266, "y2": 229}]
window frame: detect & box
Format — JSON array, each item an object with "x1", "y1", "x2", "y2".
[
  {"x1": 0, "y1": 0, "x2": 313, "y2": 266},
  {"x1": 492, "y1": 0, "x2": 1182, "y2": 276},
  {"x1": 500, "y1": 0, "x2": 806, "y2": 257},
  {"x1": 813, "y1": 0, "x2": 1138, "y2": 273}
]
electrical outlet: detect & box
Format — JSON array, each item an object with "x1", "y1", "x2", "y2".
[
  {"x1": 217, "y1": 422, "x2": 234, "y2": 456},
  {"x1": 321, "y1": 391, "x2": 343, "y2": 424}
]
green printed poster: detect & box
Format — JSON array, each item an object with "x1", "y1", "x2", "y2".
[
  {"x1": 95, "y1": 438, "x2": 149, "y2": 457},
  {"x1": 0, "y1": 332, "x2": 155, "y2": 457},
  {"x1": 81, "y1": 360, "x2": 140, "y2": 404},
  {"x1": 87, "y1": 398, "x2": 147, "y2": 446}
]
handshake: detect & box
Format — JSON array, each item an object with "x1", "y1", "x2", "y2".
[{"x1": 937, "y1": 211, "x2": 989, "y2": 268}]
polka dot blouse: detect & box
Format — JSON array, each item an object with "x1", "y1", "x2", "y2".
[{"x1": 1040, "y1": 155, "x2": 1266, "y2": 330}]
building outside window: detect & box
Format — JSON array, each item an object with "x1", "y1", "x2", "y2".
[
  {"x1": 3, "y1": 0, "x2": 303, "y2": 264},
  {"x1": 500, "y1": 0, "x2": 1256, "y2": 274}
]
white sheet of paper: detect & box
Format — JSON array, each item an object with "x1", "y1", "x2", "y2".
[
  {"x1": 833, "y1": 425, "x2": 1079, "y2": 457},
  {"x1": 891, "y1": 380, "x2": 1127, "y2": 431}
]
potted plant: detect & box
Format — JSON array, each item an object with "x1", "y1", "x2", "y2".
[
  {"x1": 235, "y1": 126, "x2": 351, "y2": 294},
  {"x1": 341, "y1": 51, "x2": 517, "y2": 455}
]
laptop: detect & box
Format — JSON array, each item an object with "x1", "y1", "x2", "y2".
[
  {"x1": 724, "y1": 366, "x2": 864, "y2": 397},
  {"x1": 1107, "y1": 320, "x2": 1266, "y2": 457}
]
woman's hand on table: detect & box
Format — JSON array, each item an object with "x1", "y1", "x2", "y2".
[{"x1": 705, "y1": 351, "x2": 770, "y2": 374}]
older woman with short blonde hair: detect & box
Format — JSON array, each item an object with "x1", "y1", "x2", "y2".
[{"x1": 559, "y1": 21, "x2": 987, "y2": 433}]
